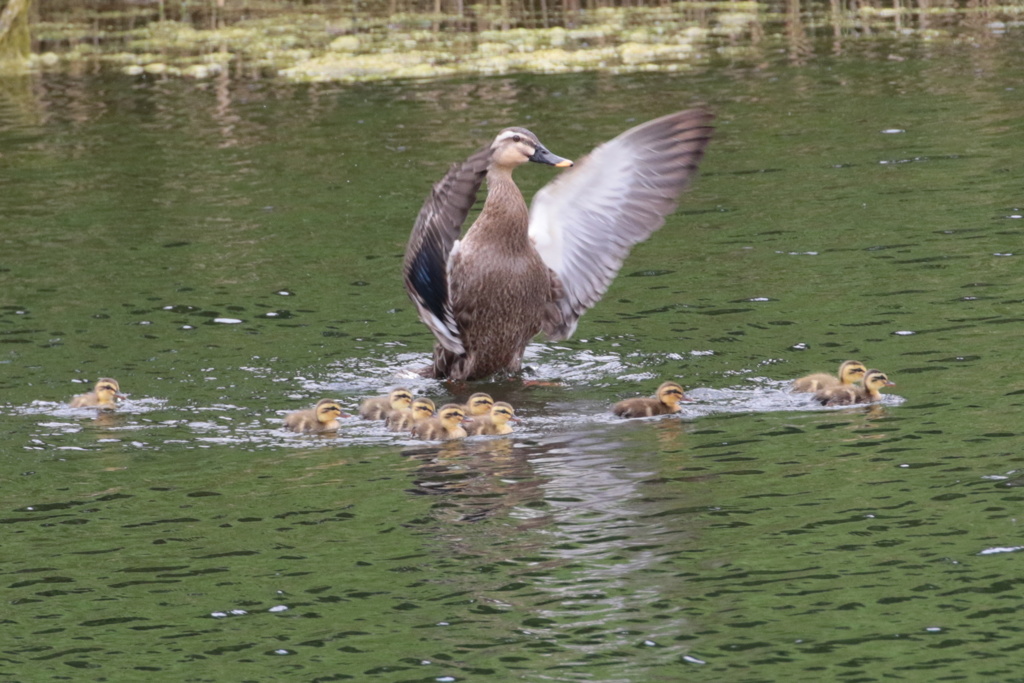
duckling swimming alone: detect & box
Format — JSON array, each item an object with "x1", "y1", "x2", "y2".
[
  {"x1": 359, "y1": 388, "x2": 413, "y2": 420},
  {"x1": 466, "y1": 401, "x2": 519, "y2": 436},
  {"x1": 612, "y1": 381, "x2": 689, "y2": 419},
  {"x1": 404, "y1": 109, "x2": 714, "y2": 381},
  {"x1": 285, "y1": 399, "x2": 347, "y2": 433},
  {"x1": 815, "y1": 369, "x2": 895, "y2": 406},
  {"x1": 69, "y1": 378, "x2": 123, "y2": 409},
  {"x1": 387, "y1": 397, "x2": 436, "y2": 432},
  {"x1": 411, "y1": 403, "x2": 468, "y2": 441},
  {"x1": 792, "y1": 360, "x2": 866, "y2": 393}
]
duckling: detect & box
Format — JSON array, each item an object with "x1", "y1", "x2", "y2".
[
  {"x1": 792, "y1": 360, "x2": 867, "y2": 393},
  {"x1": 284, "y1": 399, "x2": 347, "y2": 433},
  {"x1": 461, "y1": 392, "x2": 494, "y2": 417},
  {"x1": 69, "y1": 378, "x2": 123, "y2": 409},
  {"x1": 404, "y1": 109, "x2": 714, "y2": 380},
  {"x1": 612, "y1": 381, "x2": 689, "y2": 419},
  {"x1": 466, "y1": 401, "x2": 519, "y2": 436},
  {"x1": 411, "y1": 403, "x2": 468, "y2": 441},
  {"x1": 386, "y1": 397, "x2": 436, "y2": 432},
  {"x1": 815, "y1": 369, "x2": 895, "y2": 406},
  {"x1": 359, "y1": 388, "x2": 413, "y2": 420}
]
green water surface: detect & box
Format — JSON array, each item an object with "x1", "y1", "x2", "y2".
[{"x1": 2, "y1": 33, "x2": 1024, "y2": 683}]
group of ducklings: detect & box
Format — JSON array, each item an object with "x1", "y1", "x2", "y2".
[
  {"x1": 285, "y1": 389, "x2": 519, "y2": 439},
  {"x1": 67, "y1": 362, "x2": 895, "y2": 440},
  {"x1": 792, "y1": 360, "x2": 896, "y2": 406}
]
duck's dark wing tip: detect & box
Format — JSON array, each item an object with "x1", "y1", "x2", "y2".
[{"x1": 403, "y1": 146, "x2": 490, "y2": 355}]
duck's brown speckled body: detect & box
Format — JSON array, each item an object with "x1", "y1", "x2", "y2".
[
  {"x1": 411, "y1": 403, "x2": 468, "y2": 441},
  {"x1": 792, "y1": 360, "x2": 866, "y2": 393},
  {"x1": 386, "y1": 397, "x2": 436, "y2": 432},
  {"x1": 70, "y1": 378, "x2": 123, "y2": 409},
  {"x1": 404, "y1": 110, "x2": 713, "y2": 381},
  {"x1": 285, "y1": 399, "x2": 346, "y2": 433},
  {"x1": 612, "y1": 381, "x2": 688, "y2": 419},
  {"x1": 359, "y1": 388, "x2": 413, "y2": 420},
  {"x1": 466, "y1": 401, "x2": 518, "y2": 436},
  {"x1": 815, "y1": 369, "x2": 894, "y2": 406}
]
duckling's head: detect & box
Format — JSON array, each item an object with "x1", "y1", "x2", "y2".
[
  {"x1": 657, "y1": 381, "x2": 688, "y2": 408},
  {"x1": 314, "y1": 399, "x2": 345, "y2": 423},
  {"x1": 437, "y1": 403, "x2": 466, "y2": 429},
  {"x1": 411, "y1": 397, "x2": 436, "y2": 420},
  {"x1": 838, "y1": 360, "x2": 867, "y2": 385},
  {"x1": 489, "y1": 402, "x2": 518, "y2": 425},
  {"x1": 491, "y1": 128, "x2": 574, "y2": 170},
  {"x1": 95, "y1": 378, "x2": 122, "y2": 402},
  {"x1": 863, "y1": 370, "x2": 895, "y2": 393},
  {"x1": 388, "y1": 388, "x2": 414, "y2": 411},
  {"x1": 465, "y1": 392, "x2": 494, "y2": 416}
]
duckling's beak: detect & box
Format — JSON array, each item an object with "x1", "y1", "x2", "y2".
[
  {"x1": 883, "y1": 381, "x2": 896, "y2": 387},
  {"x1": 529, "y1": 145, "x2": 573, "y2": 168}
]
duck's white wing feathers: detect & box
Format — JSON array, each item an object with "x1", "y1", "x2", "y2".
[
  {"x1": 403, "y1": 146, "x2": 491, "y2": 355},
  {"x1": 530, "y1": 109, "x2": 714, "y2": 340}
]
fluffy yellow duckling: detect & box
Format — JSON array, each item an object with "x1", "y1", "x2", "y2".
[
  {"x1": 792, "y1": 360, "x2": 866, "y2": 393},
  {"x1": 612, "y1": 381, "x2": 689, "y2": 419},
  {"x1": 461, "y1": 392, "x2": 495, "y2": 417},
  {"x1": 284, "y1": 399, "x2": 348, "y2": 433},
  {"x1": 411, "y1": 403, "x2": 468, "y2": 441},
  {"x1": 815, "y1": 369, "x2": 895, "y2": 406},
  {"x1": 466, "y1": 401, "x2": 519, "y2": 436},
  {"x1": 359, "y1": 387, "x2": 413, "y2": 420},
  {"x1": 386, "y1": 397, "x2": 436, "y2": 432},
  {"x1": 69, "y1": 378, "x2": 123, "y2": 409}
]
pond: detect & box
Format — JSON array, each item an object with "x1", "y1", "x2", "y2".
[{"x1": 2, "y1": 26, "x2": 1024, "y2": 682}]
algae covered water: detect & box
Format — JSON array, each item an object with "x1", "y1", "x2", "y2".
[{"x1": 3, "y1": 27, "x2": 1024, "y2": 682}]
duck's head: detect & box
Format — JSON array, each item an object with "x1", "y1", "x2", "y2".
[
  {"x1": 437, "y1": 403, "x2": 467, "y2": 429},
  {"x1": 489, "y1": 402, "x2": 519, "y2": 425},
  {"x1": 95, "y1": 378, "x2": 123, "y2": 403},
  {"x1": 863, "y1": 370, "x2": 895, "y2": 393},
  {"x1": 411, "y1": 397, "x2": 436, "y2": 420},
  {"x1": 491, "y1": 128, "x2": 574, "y2": 170},
  {"x1": 315, "y1": 399, "x2": 346, "y2": 423},
  {"x1": 465, "y1": 392, "x2": 494, "y2": 416},
  {"x1": 657, "y1": 381, "x2": 689, "y2": 408},
  {"x1": 838, "y1": 360, "x2": 867, "y2": 385},
  {"x1": 388, "y1": 388, "x2": 414, "y2": 411}
]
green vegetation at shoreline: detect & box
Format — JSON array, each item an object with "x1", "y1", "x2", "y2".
[{"x1": 7, "y1": 0, "x2": 1024, "y2": 82}]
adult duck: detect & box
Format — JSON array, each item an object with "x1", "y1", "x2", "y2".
[
  {"x1": 404, "y1": 109, "x2": 714, "y2": 381},
  {"x1": 792, "y1": 360, "x2": 866, "y2": 393},
  {"x1": 815, "y1": 369, "x2": 895, "y2": 406}
]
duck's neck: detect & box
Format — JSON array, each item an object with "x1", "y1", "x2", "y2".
[{"x1": 475, "y1": 165, "x2": 531, "y2": 248}]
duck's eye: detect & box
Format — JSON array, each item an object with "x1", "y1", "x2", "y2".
[{"x1": 512, "y1": 135, "x2": 521, "y2": 142}]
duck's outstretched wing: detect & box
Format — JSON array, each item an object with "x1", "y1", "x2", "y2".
[
  {"x1": 530, "y1": 109, "x2": 714, "y2": 340},
  {"x1": 403, "y1": 146, "x2": 491, "y2": 354}
]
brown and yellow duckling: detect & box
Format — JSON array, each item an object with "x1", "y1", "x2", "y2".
[
  {"x1": 612, "y1": 381, "x2": 689, "y2": 419},
  {"x1": 461, "y1": 392, "x2": 495, "y2": 417},
  {"x1": 815, "y1": 369, "x2": 895, "y2": 406},
  {"x1": 284, "y1": 399, "x2": 348, "y2": 433},
  {"x1": 466, "y1": 401, "x2": 519, "y2": 436},
  {"x1": 69, "y1": 378, "x2": 123, "y2": 409},
  {"x1": 411, "y1": 403, "x2": 468, "y2": 441},
  {"x1": 792, "y1": 360, "x2": 866, "y2": 393},
  {"x1": 359, "y1": 387, "x2": 413, "y2": 420},
  {"x1": 386, "y1": 397, "x2": 436, "y2": 432}
]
